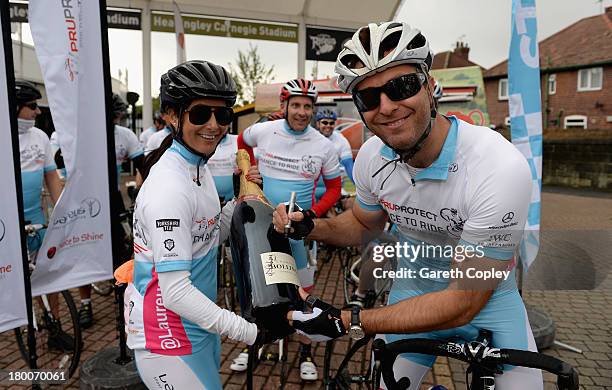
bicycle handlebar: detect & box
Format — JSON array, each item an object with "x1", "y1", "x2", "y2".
[{"x1": 372, "y1": 338, "x2": 579, "y2": 390}]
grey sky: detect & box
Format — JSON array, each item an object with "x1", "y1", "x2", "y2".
[{"x1": 17, "y1": 0, "x2": 612, "y2": 103}]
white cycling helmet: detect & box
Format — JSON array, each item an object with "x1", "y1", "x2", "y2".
[
  {"x1": 279, "y1": 78, "x2": 318, "y2": 103},
  {"x1": 335, "y1": 22, "x2": 432, "y2": 94},
  {"x1": 432, "y1": 81, "x2": 443, "y2": 100}
]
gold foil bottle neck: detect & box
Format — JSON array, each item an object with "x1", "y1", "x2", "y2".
[{"x1": 236, "y1": 149, "x2": 272, "y2": 208}]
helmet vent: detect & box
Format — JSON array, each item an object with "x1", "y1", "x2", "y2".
[{"x1": 379, "y1": 30, "x2": 402, "y2": 60}]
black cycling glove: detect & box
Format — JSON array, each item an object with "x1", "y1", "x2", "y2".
[
  {"x1": 291, "y1": 295, "x2": 346, "y2": 342},
  {"x1": 284, "y1": 204, "x2": 315, "y2": 240}
]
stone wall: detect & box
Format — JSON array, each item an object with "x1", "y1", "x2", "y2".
[{"x1": 543, "y1": 139, "x2": 611, "y2": 191}]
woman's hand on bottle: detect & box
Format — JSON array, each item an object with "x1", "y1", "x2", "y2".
[{"x1": 234, "y1": 164, "x2": 262, "y2": 185}]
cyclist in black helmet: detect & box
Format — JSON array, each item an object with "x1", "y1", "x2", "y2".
[{"x1": 126, "y1": 60, "x2": 289, "y2": 390}]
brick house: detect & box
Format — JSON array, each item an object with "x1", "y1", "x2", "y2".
[
  {"x1": 432, "y1": 41, "x2": 482, "y2": 70},
  {"x1": 484, "y1": 7, "x2": 612, "y2": 130}
]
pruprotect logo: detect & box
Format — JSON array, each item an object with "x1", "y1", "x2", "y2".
[{"x1": 63, "y1": 0, "x2": 79, "y2": 81}]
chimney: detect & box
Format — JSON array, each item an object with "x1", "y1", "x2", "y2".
[{"x1": 454, "y1": 41, "x2": 470, "y2": 61}]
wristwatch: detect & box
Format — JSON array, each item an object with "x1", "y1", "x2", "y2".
[{"x1": 348, "y1": 306, "x2": 365, "y2": 340}]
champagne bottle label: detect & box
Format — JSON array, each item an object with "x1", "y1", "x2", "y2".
[{"x1": 260, "y1": 252, "x2": 301, "y2": 287}]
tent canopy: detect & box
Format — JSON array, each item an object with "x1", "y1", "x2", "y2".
[{"x1": 109, "y1": 0, "x2": 402, "y2": 29}]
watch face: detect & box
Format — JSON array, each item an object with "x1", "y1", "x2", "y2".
[{"x1": 349, "y1": 326, "x2": 365, "y2": 340}]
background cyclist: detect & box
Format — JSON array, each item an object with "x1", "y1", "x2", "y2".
[
  {"x1": 314, "y1": 108, "x2": 355, "y2": 213},
  {"x1": 15, "y1": 79, "x2": 74, "y2": 351},
  {"x1": 139, "y1": 112, "x2": 166, "y2": 148}
]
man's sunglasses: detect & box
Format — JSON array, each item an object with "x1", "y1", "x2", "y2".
[
  {"x1": 320, "y1": 120, "x2": 336, "y2": 126},
  {"x1": 23, "y1": 102, "x2": 38, "y2": 110},
  {"x1": 353, "y1": 72, "x2": 427, "y2": 112},
  {"x1": 185, "y1": 105, "x2": 234, "y2": 126}
]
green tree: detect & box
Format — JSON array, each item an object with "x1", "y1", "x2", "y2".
[{"x1": 228, "y1": 44, "x2": 275, "y2": 105}]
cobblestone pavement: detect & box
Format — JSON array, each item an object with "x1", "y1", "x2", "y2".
[{"x1": 1, "y1": 188, "x2": 610, "y2": 389}]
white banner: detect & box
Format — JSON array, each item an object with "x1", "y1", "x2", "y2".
[
  {"x1": 29, "y1": 0, "x2": 113, "y2": 295},
  {"x1": 0, "y1": 3, "x2": 28, "y2": 332},
  {"x1": 173, "y1": 1, "x2": 186, "y2": 64}
]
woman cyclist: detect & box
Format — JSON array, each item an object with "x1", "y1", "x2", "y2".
[{"x1": 127, "y1": 60, "x2": 292, "y2": 389}]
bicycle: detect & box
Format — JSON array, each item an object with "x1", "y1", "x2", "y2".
[
  {"x1": 217, "y1": 237, "x2": 237, "y2": 311},
  {"x1": 371, "y1": 328, "x2": 579, "y2": 390},
  {"x1": 13, "y1": 223, "x2": 82, "y2": 381},
  {"x1": 322, "y1": 240, "x2": 396, "y2": 389}
]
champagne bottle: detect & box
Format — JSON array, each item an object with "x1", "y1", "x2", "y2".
[{"x1": 229, "y1": 150, "x2": 300, "y2": 326}]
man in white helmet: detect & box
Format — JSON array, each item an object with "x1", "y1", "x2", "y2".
[{"x1": 274, "y1": 22, "x2": 542, "y2": 389}]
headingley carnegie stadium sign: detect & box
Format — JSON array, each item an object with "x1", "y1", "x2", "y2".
[{"x1": 10, "y1": 2, "x2": 297, "y2": 43}]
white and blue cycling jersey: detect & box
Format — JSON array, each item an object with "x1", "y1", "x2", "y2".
[
  {"x1": 139, "y1": 126, "x2": 156, "y2": 147},
  {"x1": 129, "y1": 140, "x2": 221, "y2": 357},
  {"x1": 19, "y1": 125, "x2": 56, "y2": 251},
  {"x1": 207, "y1": 134, "x2": 237, "y2": 203},
  {"x1": 145, "y1": 127, "x2": 172, "y2": 156},
  {"x1": 241, "y1": 120, "x2": 340, "y2": 282},
  {"x1": 354, "y1": 116, "x2": 534, "y2": 368},
  {"x1": 114, "y1": 125, "x2": 144, "y2": 187},
  {"x1": 242, "y1": 120, "x2": 340, "y2": 210},
  {"x1": 315, "y1": 130, "x2": 354, "y2": 200}
]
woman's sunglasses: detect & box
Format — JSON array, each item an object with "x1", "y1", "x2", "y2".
[
  {"x1": 185, "y1": 105, "x2": 234, "y2": 126},
  {"x1": 24, "y1": 102, "x2": 38, "y2": 110},
  {"x1": 352, "y1": 72, "x2": 427, "y2": 112}
]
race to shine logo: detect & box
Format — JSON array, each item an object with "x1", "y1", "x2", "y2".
[{"x1": 51, "y1": 197, "x2": 102, "y2": 228}]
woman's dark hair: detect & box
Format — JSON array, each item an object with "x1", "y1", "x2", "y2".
[{"x1": 141, "y1": 133, "x2": 173, "y2": 181}]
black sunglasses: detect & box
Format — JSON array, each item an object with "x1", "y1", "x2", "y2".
[
  {"x1": 185, "y1": 105, "x2": 234, "y2": 126},
  {"x1": 24, "y1": 102, "x2": 38, "y2": 110},
  {"x1": 353, "y1": 73, "x2": 427, "y2": 112},
  {"x1": 320, "y1": 120, "x2": 336, "y2": 126}
]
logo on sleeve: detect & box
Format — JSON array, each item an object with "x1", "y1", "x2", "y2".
[
  {"x1": 164, "y1": 239, "x2": 175, "y2": 251},
  {"x1": 156, "y1": 219, "x2": 180, "y2": 231}
]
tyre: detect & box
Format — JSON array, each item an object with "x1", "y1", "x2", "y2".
[{"x1": 14, "y1": 290, "x2": 82, "y2": 380}]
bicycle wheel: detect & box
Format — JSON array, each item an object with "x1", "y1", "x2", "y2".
[{"x1": 14, "y1": 290, "x2": 82, "y2": 380}]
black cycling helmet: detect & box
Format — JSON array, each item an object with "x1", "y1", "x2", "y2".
[
  {"x1": 15, "y1": 80, "x2": 42, "y2": 104},
  {"x1": 158, "y1": 61, "x2": 237, "y2": 182},
  {"x1": 111, "y1": 93, "x2": 128, "y2": 117},
  {"x1": 160, "y1": 60, "x2": 237, "y2": 108}
]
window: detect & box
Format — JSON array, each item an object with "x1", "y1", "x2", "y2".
[
  {"x1": 577, "y1": 67, "x2": 603, "y2": 91},
  {"x1": 498, "y1": 78, "x2": 508, "y2": 100},
  {"x1": 548, "y1": 74, "x2": 556, "y2": 95},
  {"x1": 563, "y1": 115, "x2": 587, "y2": 129}
]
